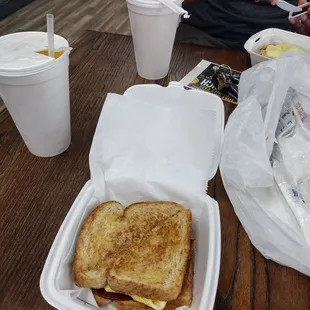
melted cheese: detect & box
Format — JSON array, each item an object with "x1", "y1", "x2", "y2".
[{"x1": 105, "y1": 285, "x2": 167, "y2": 310}]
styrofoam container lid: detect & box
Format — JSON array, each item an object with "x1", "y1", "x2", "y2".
[
  {"x1": 40, "y1": 83, "x2": 223, "y2": 310},
  {"x1": 0, "y1": 31, "x2": 69, "y2": 76},
  {"x1": 123, "y1": 82, "x2": 224, "y2": 181}
]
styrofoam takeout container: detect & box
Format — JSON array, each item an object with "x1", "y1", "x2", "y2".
[
  {"x1": 244, "y1": 28, "x2": 310, "y2": 66},
  {"x1": 40, "y1": 82, "x2": 223, "y2": 310}
]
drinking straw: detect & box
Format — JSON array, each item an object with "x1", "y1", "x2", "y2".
[{"x1": 46, "y1": 14, "x2": 55, "y2": 58}]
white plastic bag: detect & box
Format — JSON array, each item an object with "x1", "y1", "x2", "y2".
[{"x1": 220, "y1": 53, "x2": 310, "y2": 276}]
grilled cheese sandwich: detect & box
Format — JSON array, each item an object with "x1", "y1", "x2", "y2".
[{"x1": 73, "y1": 201, "x2": 193, "y2": 310}]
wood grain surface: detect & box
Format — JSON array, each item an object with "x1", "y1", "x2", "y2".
[
  {"x1": 0, "y1": 0, "x2": 131, "y2": 42},
  {"x1": 0, "y1": 31, "x2": 309, "y2": 310}
]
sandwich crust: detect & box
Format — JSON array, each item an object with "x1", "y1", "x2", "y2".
[
  {"x1": 115, "y1": 300, "x2": 152, "y2": 310},
  {"x1": 93, "y1": 291, "x2": 111, "y2": 307}
]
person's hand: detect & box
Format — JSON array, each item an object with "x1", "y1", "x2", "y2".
[{"x1": 289, "y1": 0, "x2": 310, "y2": 36}]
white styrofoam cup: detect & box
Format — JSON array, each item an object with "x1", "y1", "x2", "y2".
[
  {"x1": 0, "y1": 32, "x2": 71, "y2": 157},
  {"x1": 127, "y1": 0, "x2": 183, "y2": 80}
]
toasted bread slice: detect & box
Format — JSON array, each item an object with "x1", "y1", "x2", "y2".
[
  {"x1": 73, "y1": 201, "x2": 130, "y2": 288},
  {"x1": 114, "y1": 244, "x2": 194, "y2": 310},
  {"x1": 94, "y1": 256, "x2": 193, "y2": 310},
  {"x1": 115, "y1": 300, "x2": 152, "y2": 310},
  {"x1": 165, "y1": 241, "x2": 194, "y2": 309},
  {"x1": 125, "y1": 202, "x2": 185, "y2": 233},
  {"x1": 73, "y1": 201, "x2": 192, "y2": 301},
  {"x1": 108, "y1": 208, "x2": 192, "y2": 301}
]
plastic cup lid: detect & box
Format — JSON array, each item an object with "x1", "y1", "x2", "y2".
[
  {"x1": 127, "y1": 0, "x2": 180, "y2": 8},
  {"x1": 0, "y1": 31, "x2": 69, "y2": 77}
]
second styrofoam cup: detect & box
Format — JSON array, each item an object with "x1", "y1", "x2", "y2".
[{"x1": 127, "y1": 0, "x2": 183, "y2": 80}]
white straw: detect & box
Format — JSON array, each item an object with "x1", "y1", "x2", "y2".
[{"x1": 46, "y1": 14, "x2": 55, "y2": 58}]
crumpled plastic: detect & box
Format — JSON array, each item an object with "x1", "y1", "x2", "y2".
[{"x1": 220, "y1": 53, "x2": 310, "y2": 276}]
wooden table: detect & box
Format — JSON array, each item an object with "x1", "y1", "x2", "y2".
[{"x1": 0, "y1": 31, "x2": 309, "y2": 310}]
